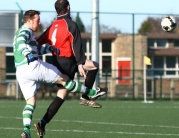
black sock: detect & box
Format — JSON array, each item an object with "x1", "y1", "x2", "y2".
[
  {"x1": 41, "y1": 97, "x2": 64, "y2": 127},
  {"x1": 82, "y1": 69, "x2": 98, "y2": 99}
]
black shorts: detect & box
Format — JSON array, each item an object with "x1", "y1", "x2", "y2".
[{"x1": 52, "y1": 56, "x2": 78, "y2": 87}]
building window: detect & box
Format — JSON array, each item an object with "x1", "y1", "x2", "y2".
[
  {"x1": 153, "y1": 56, "x2": 164, "y2": 75},
  {"x1": 5, "y1": 47, "x2": 15, "y2": 79},
  {"x1": 100, "y1": 39, "x2": 112, "y2": 77},
  {"x1": 154, "y1": 56, "x2": 163, "y2": 68},
  {"x1": 83, "y1": 39, "x2": 91, "y2": 60},
  {"x1": 166, "y1": 56, "x2": 176, "y2": 75},
  {"x1": 6, "y1": 55, "x2": 16, "y2": 79},
  {"x1": 82, "y1": 39, "x2": 87, "y2": 52},
  {"x1": 147, "y1": 39, "x2": 155, "y2": 47},
  {"x1": 102, "y1": 39, "x2": 111, "y2": 52},
  {"x1": 147, "y1": 39, "x2": 168, "y2": 48},
  {"x1": 156, "y1": 39, "x2": 168, "y2": 47},
  {"x1": 6, "y1": 47, "x2": 13, "y2": 52},
  {"x1": 102, "y1": 56, "x2": 111, "y2": 75},
  {"x1": 89, "y1": 39, "x2": 91, "y2": 52},
  {"x1": 166, "y1": 56, "x2": 175, "y2": 68},
  {"x1": 150, "y1": 56, "x2": 179, "y2": 77},
  {"x1": 174, "y1": 39, "x2": 179, "y2": 47}
]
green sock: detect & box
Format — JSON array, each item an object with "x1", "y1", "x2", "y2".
[
  {"x1": 85, "y1": 88, "x2": 96, "y2": 96},
  {"x1": 63, "y1": 79, "x2": 96, "y2": 96},
  {"x1": 22, "y1": 104, "x2": 35, "y2": 136}
]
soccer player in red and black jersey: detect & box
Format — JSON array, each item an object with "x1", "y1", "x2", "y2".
[{"x1": 34, "y1": 0, "x2": 107, "y2": 137}]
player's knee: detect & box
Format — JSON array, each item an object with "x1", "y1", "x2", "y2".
[
  {"x1": 56, "y1": 74, "x2": 69, "y2": 85},
  {"x1": 61, "y1": 74, "x2": 69, "y2": 81}
]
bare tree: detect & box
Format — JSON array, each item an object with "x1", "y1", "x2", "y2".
[
  {"x1": 86, "y1": 24, "x2": 121, "y2": 33},
  {"x1": 138, "y1": 16, "x2": 179, "y2": 34}
]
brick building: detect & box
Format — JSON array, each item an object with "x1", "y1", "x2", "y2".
[{"x1": 1, "y1": 32, "x2": 179, "y2": 99}]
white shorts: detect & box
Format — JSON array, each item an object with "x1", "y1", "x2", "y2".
[{"x1": 16, "y1": 59, "x2": 62, "y2": 100}]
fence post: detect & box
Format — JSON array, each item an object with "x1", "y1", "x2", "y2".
[
  {"x1": 153, "y1": 77, "x2": 156, "y2": 100},
  {"x1": 77, "y1": 72, "x2": 80, "y2": 99},
  {"x1": 105, "y1": 69, "x2": 108, "y2": 99},
  {"x1": 132, "y1": 13, "x2": 135, "y2": 100},
  {"x1": 170, "y1": 79, "x2": 174, "y2": 101},
  {"x1": 160, "y1": 73, "x2": 162, "y2": 100},
  {"x1": 16, "y1": 80, "x2": 19, "y2": 100}
]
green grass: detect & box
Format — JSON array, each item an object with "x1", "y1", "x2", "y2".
[{"x1": 0, "y1": 100, "x2": 179, "y2": 138}]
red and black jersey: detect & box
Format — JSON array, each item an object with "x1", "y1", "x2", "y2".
[{"x1": 37, "y1": 14, "x2": 86, "y2": 65}]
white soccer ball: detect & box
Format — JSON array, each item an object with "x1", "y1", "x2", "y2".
[{"x1": 161, "y1": 16, "x2": 177, "y2": 32}]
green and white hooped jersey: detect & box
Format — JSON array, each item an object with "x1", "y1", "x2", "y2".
[{"x1": 13, "y1": 25, "x2": 51, "y2": 67}]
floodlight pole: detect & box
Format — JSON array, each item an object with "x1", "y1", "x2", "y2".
[{"x1": 91, "y1": 0, "x2": 99, "y2": 88}]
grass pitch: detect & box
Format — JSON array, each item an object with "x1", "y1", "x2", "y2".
[{"x1": 0, "y1": 100, "x2": 179, "y2": 138}]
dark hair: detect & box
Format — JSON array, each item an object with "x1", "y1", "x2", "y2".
[
  {"x1": 55, "y1": 0, "x2": 69, "y2": 15},
  {"x1": 23, "y1": 10, "x2": 40, "y2": 23}
]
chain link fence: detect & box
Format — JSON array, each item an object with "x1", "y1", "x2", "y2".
[
  {"x1": 1, "y1": 10, "x2": 179, "y2": 100},
  {"x1": 1, "y1": 68, "x2": 179, "y2": 100}
]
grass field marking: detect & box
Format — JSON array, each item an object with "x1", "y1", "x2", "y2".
[
  {"x1": 2, "y1": 105, "x2": 179, "y2": 109},
  {"x1": 101, "y1": 106, "x2": 179, "y2": 109},
  {"x1": 0, "y1": 115, "x2": 179, "y2": 129},
  {"x1": 0, "y1": 127, "x2": 179, "y2": 137},
  {"x1": 67, "y1": 120, "x2": 179, "y2": 129}
]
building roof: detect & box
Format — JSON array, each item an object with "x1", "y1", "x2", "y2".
[
  {"x1": 149, "y1": 48, "x2": 179, "y2": 56},
  {"x1": 81, "y1": 33, "x2": 117, "y2": 39},
  {"x1": 34, "y1": 32, "x2": 117, "y2": 39},
  {"x1": 34, "y1": 32, "x2": 179, "y2": 40},
  {"x1": 147, "y1": 33, "x2": 179, "y2": 39}
]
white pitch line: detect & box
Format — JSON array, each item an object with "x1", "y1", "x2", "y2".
[
  {"x1": 1, "y1": 105, "x2": 179, "y2": 109},
  {"x1": 0, "y1": 127, "x2": 179, "y2": 137},
  {"x1": 0, "y1": 116, "x2": 179, "y2": 129}
]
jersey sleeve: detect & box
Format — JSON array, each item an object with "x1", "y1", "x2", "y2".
[
  {"x1": 70, "y1": 23, "x2": 86, "y2": 65},
  {"x1": 16, "y1": 29, "x2": 32, "y2": 57}
]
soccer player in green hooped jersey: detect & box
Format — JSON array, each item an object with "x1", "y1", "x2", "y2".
[{"x1": 13, "y1": 10, "x2": 107, "y2": 138}]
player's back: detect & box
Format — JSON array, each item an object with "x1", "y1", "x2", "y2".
[{"x1": 48, "y1": 18, "x2": 75, "y2": 57}]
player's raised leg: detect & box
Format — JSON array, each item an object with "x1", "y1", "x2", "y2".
[{"x1": 79, "y1": 60, "x2": 104, "y2": 108}]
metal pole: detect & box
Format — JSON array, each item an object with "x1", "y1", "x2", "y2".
[
  {"x1": 132, "y1": 14, "x2": 135, "y2": 100},
  {"x1": 143, "y1": 62, "x2": 147, "y2": 103},
  {"x1": 16, "y1": 80, "x2": 19, "y2": 101},
  {"x1": 91, "y1": 0, "x2": 99, "y2": 88},
  {"x1": 15, "y1": 2, "x2": 23, "y2": 100},
  {"x1": 160, "y1": 73, "x2": 162, "y2": 100},
  {"x1": 16, "y1": 2, "x2": 23, "y2": 27}
]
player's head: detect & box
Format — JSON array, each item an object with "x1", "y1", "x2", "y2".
[
  {"x1": 55, "y1": 0, "x2": 70, "y2": 15},
  {"x1": 23, "y1": 10, "x2": 40, "y2": 31}
]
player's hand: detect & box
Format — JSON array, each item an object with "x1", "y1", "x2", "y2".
[
  {"x1": 49, "y1": 46, "x2": 60, "y2": 55},
  {"x1": 78, "y1": 65, "x2": 86, "y2": 79},
  {"x1": 26, "y1": 53, "x2": 38, "y2": 65}
]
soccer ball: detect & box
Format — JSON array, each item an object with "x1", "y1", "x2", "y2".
[{"x1": 161, "y1": 16, "x2": 177, "y2": 32}]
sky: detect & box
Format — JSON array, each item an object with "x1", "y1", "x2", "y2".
[{"x1": 1, "y1": 0, "x2": 179, "y2": 33}]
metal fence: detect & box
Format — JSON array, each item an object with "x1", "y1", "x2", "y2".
[
  {"x1": 1, "y1": 10, "x2": 179, "y2": 100},
  {"x1": 22, "y1": 11, "x2": 179, "y2": 34},
  {"x1": 2, "y1": 9, "x2": 179, "y2": 35},
  {"x1": 1, "y1": 68, "x2": 179, "y2": 101}
]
